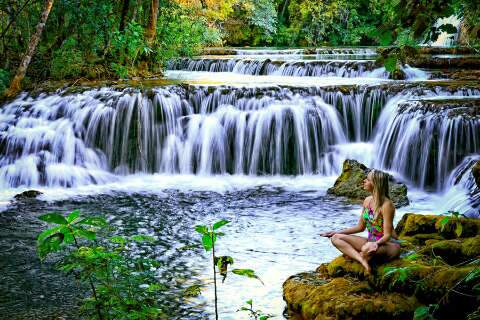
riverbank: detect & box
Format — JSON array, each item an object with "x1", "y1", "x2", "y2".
[{"x1": 283, "y1": 213, "x2": 480, "y2": 319}]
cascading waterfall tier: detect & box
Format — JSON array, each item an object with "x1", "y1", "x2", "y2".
[
  {"x1": 375, "y1": 97, "x2": 480, "y2": 190},
  {"x1": 0, "y1": 86, "x2": 352, "y2": 187},
  {"x1": 167, "y1": 58, "x2": 395, "y2": 78},
  {"x1": 0, "y1": 84, "x2": 478, "y2": 189},
  {"x1": 441, "y1": 156, "x2": 480, "y2": 218}
]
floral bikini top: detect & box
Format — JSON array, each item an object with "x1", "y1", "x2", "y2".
[{"x1": 362, "y1": 203, "x2": 384, "y2": 241}]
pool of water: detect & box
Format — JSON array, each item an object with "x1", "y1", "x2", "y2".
[{"x1": 0, "y1": 175, "x2": 443, "y2": 319}]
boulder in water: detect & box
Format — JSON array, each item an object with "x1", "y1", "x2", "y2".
[
  {"x1": 14, "y1": 190, "x2": 43, "y2": 200},
  {"x1": 472, "y1": 161, "x2": 480, "y2": 189},
  {"x1": 327, "y1": 159, "x2": 409, "y2": 208}
]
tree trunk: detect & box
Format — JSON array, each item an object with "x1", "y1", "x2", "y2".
[
  {"x1": 119, "y1": 0, "x2": 130, "y2": 32},
  {"x1": 144, "y1": 0, "x2": 159, "y2": 45},
  {"x1": 5, "y1": 0, "x2": 54, "y2": 97}
]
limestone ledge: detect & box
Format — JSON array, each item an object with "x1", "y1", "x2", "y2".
[{"x1": 283, "y1": 213, "x2": 480, "y2": 320}]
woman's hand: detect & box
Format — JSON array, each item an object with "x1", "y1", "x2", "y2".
[
  {"x1": 361, "y1": 242, "x2": 378, "y2": 256},
  {"x1": 320, "y1": 231, "x2": 336, "y2": 237}
]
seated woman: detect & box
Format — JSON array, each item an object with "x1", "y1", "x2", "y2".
[{"x1": 320, "y1": 169, "x2": 401, "y2": 274}]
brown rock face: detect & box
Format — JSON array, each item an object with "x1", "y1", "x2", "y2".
[
  {"x1": 472, "y1": 161, "x2": 480, "y2": 188},
  {"x1": 327, "y1": 159, "x2": 409, "y2": 208}
]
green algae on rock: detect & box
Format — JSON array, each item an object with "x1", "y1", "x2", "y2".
[
  {"x1": 327, "y1": 159, "x2": 409, "y2": 208},
  {"x1": 283, "y1": 213, "x2": 480, "y2": 320}
]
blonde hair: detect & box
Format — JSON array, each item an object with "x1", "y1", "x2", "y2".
[{"x1": 371, "y1": 169, "x2": 390, "y2": 213}]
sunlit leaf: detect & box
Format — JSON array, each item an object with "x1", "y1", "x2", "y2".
[
  {"x1": 39, "y1": 213, "x2": 67, "y2": 225},
  {"x1": 213, "y1": 219, "x2": 230, "y2": 230},
  {"x1": 78, "y1": 216, "x2": 107, "y2": 227},
  {"x1": 66, "y1": 210, "x2": 81, "y2": 223},
  {"x1": 131, "y1": 235, "x2": 156, "y2": 242},
  {"x1": 454, "y1": 222, "x2": 463, "y2": 238},
  {"x1": 232, "y1": 268, "x2": 264, "y2": 285},
  {"x1": 195, "y1": 225, "x2": 208, "y2": 235},
  {"x1": 201, "y1": 234, "x2": 213, "y2": 251},
  {"x1": 184, "y1": 284, "x2": 202, "y2": 297}
]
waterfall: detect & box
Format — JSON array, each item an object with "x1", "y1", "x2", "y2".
[
  {"x1": 429, "y1": 15, "x2": 462, "y2": 47},
  {"x1": 440, "y1": 156, "x2": 480, "y2": 218},
  {"x1": 0, "y1": 86, "x2": 354, "y2": 187},
  {"x1": 167, "y1": 58, "x2": 430, "y2": 80},
  {"x1": 374, "y1": 95, "x2": 480, "y2": 190},
  {"x1": 1, "y1": 84, "x2": 477, "y2": 189}
]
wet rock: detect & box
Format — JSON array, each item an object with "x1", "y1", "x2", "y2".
[
  {"x1": 283, "y1": 213, "x2": 480, "y2": 320},
  {"x1": 395, "y1": 213, "x2": 480, "y2": 239},
  {"x1": 283, "y1": 272, "x2": 419, "y2": 320},
  {"x1": 472, "y1": 161, "x2": 480, "y2": 188},
  {"x1": 397, "y1": 98, "x2": 480, "y2": 119},
  {"x1": 327, "y1": 159, "x2": 409, "y2": 208},
  {"x1": 14, "y1": 190, "x2": 43, "y2": 200}
]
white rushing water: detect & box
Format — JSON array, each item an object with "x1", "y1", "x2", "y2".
[{"x1": 0, "y1": 47, "x2": 479, "y2": 319}]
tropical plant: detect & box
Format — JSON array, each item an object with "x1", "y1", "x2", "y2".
[
  {"x1": 191, "y1": 219, "x2": 263, "y2": 319},
  {"x1": 37, "y1": 209, "x2": 164, "y2": 319}
]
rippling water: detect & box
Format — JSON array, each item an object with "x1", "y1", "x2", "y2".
[{"x1": 0, "y1": 175, "x2": 446, "y2": 319}]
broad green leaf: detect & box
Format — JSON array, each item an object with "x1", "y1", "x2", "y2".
[
  {"x1": 246, "y1": 299, "x2": 253, "y2": 306},
  {"x1": 405, "y1": 253, "x2": 420, "y2": 261},
  {"x1": 195, "y1": 225, "x2": 208, "y2": 235},
  {"x1": 74, "y1": 227, "x2": 96, "y2": 240},
  {"x1": 413, "y1": 306, "x2": 429, "y2": 320},
  {"x1": 37, "y1": 233, "x2": 64, "y2": 260},
  {"x1": 131, "y1": 235, "x2": 156, "y2": 242},
  {"x1": 109, "y1": 236, "x2": 127, "y2": 245},
  {"x1": 232, "y1": 269, "x2": 264, "y2": 284},
  {"x1": 384, "y1": 56, "x2": 398, "y2": 73},
  {"x1": 37, "y1": 226, "x2": 62, "y2": 243},
  {"x1": 201, "y1": 234, "x2": 213, "y2": 251},
  {"x1": 66, "y1": 210, "x2": 81, "y2": 223},
  {"x1": 213, "y1": 219, "x2": 230, "y2": 230},
  {"x1": 454, "y1": 222, "x2": 463, "y2": 238},
  {"x1": 184, "y1": 284, "x2": 202, "y2": 297},
  {"x1": 439, "y1": 216, "x2": 449, "y2": 227},
  {"x1": 39, "y1": 213, "x2": 67, "y2": 225},
  {"x1": 465, "y1": 269, "x2": 480, "y2": 282},
  {"x1": 78, "y1": 216, "x2": 107, "y2": 227},
  {"x1": 59, "y1": 226, "x2": 75, "y2": 244}
]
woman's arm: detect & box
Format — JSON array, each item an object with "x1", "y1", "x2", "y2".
[
  {"x1": 320, "y1": 209, "x2": 366, "y2": 237},
  {"x1": 375, "y1": 201, "x2": 395, "y2": 245}
]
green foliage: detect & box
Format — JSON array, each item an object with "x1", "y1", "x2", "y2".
[
  {"x1": 194, "y1": 219, "x2": 265, "y2": 318},
  {"x1": 0, "y1": 69, "x2": 10, "y2": 93},
  {"x1": 50, "y1": 38, "x2": 85, "y2": 79},
  {"x1": 439, "y1": 210, "x2": 463, "y2": 237},
  {"x1": 237, "y1": 299, "x2": 274, "y2": 320},
  {"x1": 383, "y1": 265, "x2": 419, "y2": 287},
  {"x1": 37, "y1": 209, "x2": 164, "y2": 319},
  {"x1": 414, "y1": 304, "x2": 439, "y2": 320}
]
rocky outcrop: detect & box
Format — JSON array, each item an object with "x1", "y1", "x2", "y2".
[
  {"x1": 397, "y1": 98, "x2": 480, "y2": 119},
  {"x1": 283, "y1": 214, "x2": 480, "y2": 320},
  {"x1": 472, "y1": 161, "x2": 480, "y2": 189},
  {"x1": 14, "y1": 190, "x2": 43, "y2": 200},
  {"x1": 327, "y1": 159, "x2": 409, "y2": 208}
]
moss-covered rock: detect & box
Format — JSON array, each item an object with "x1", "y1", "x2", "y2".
[
  {"x1": 283, "y1": 273, "x2": 419, "y2": 320},
  {"x1": 283, "y1": 213, "x2": 480, "y2": 320},
  {"x1": 395, "y1": 213, "x2": 480, "y2": 238},
  {"x1": 327, "y1": 159, "x2": 409, "y2": 208}
]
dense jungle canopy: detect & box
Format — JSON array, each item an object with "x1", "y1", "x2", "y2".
[{"x1": 0, "y1": 0, "x2": 479, "y2": 91}]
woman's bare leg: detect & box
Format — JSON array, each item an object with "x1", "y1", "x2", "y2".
[
  {"x1": 331, "y1": 234, "x2": 371, "y2": 273},
  {"x1": 375, "y1": 242, "x2": 400, "y2": 259}
]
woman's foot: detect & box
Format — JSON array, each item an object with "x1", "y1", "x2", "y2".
[{"x1": 359, "y1": 257, "x2": 372, "y2": 275}]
